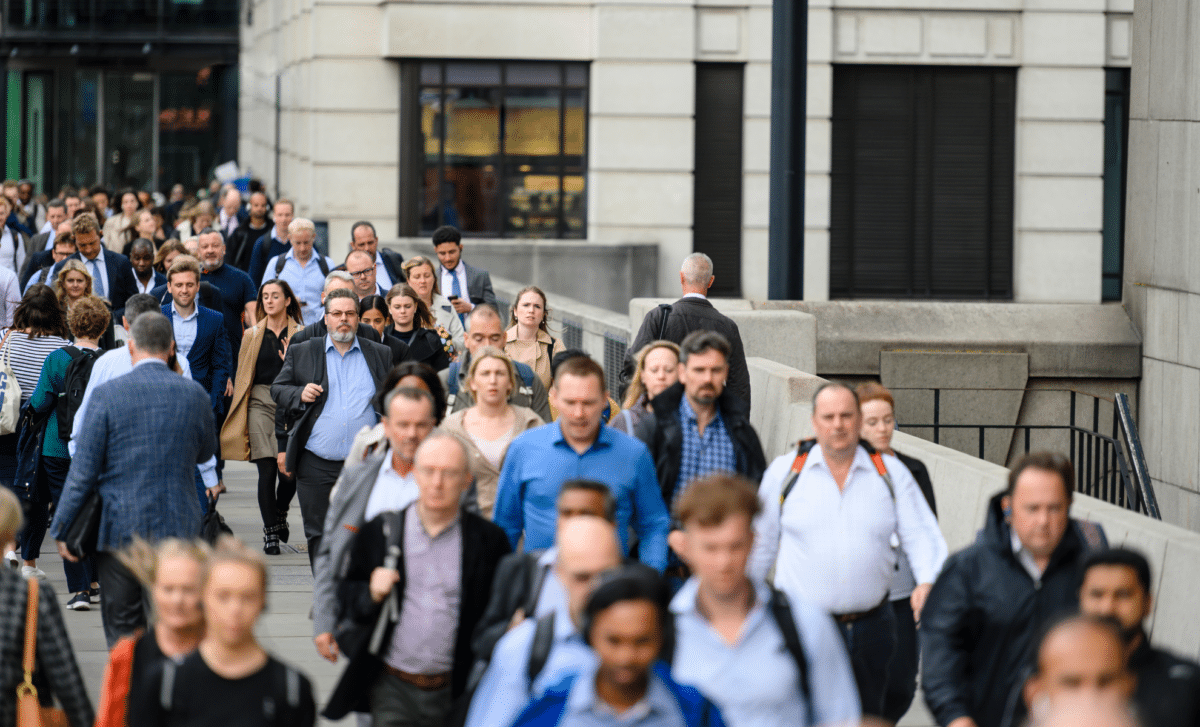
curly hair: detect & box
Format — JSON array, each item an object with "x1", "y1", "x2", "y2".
[{"x1": 66, "y1": 296, "x2": 111, "y2": 341}]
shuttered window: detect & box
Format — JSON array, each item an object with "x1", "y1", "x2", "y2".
[
  {"x1": 830, "y1": 65, "x2": 1016, "y2": 299},
  {"x1": 694, "y1": 63, "x2": 745, "y2": 298}
]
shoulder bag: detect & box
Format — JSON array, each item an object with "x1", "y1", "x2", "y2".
[
  {"x1": 0, "y1": 331, "x2": 23, "y2": 435},
  {"x1": 63, "y1": 489, "x2": 103, "y2": 560},
  {"x1": 16, "y1": 579, "x2": 70, "y2": 727}
]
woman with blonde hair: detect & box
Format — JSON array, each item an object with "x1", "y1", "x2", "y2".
[
  {"x1": 442, "y1": 347, "x2": 542, "y2": 517},
  {"x1": 94, "y1": 538, "x2": 209, "y2": 727},
  {"x1": 173, "y1": 200, "x2": 215, "y2": 243},
  {"x1": 400, "y1": 254, "x2": 464, "y2": 356},
  {"x1": 612, "y1": 340, "x2": 680, "y2": 435},
  {"x1": 53, "y1": 258, "x2": 95, "y2": 309},
  {"x1": 504, "y1": 285, "x2": 559, "y2": 393},
  {"x1": 153, "y1": 239, "x2": 189, "y2": 275}
]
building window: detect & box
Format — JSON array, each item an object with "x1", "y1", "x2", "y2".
[
  {"x1": 830, "y1": 65, "x2": 1016, "y2": 299},
  {"x1": 1102, "y1": 69, "x2": 1129, "y2": 303},
  {"x1": 402, "y1": 60, "x2": 587, "y2": 239}
]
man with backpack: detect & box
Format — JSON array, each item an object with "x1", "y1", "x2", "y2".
[
  {"x1": 443, "y1": 305, "x2": 551, "y2": 421},
  {"x1": 749, "y1": 382, "x2": 947, "y2": 720},
  {"x1": 263, "y1": 218, "x2": 334, "y2": 326},
  {"x1": 671, "y1": 474, "x2": 860, "y2": 727}
]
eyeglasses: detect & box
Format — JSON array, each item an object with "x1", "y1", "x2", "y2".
[{"x1": 348, "y1": 267, "x2": 374, "y2": 279}]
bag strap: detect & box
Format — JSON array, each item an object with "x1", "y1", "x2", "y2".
[
  {"x1": 18, "y1": 578, "x2": 39, "y2": 700},
  {"x1": 768, "y1": 587, "x2": 815, "y2": 727},
  {"x1": 159, "y1": 659, "x2": 177, "y2": 711},
  {"x1": 778, "y1": 439, "x2": 818, "y2": 510},
  {"x1": 526, "y1": 612, "x2": 557, "y2": 692},
  {"x1": 655, "y1": 303, "x2": 672, "y2": 340},
  {"x1": 523, "y1": 556, "x2": 551, "y2": 617}
]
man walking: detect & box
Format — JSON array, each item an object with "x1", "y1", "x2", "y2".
[
  {"x1": 271, "y1": 288, "x2": 392, "y2": 568},
  {"x1": 350, "y1": 220, "x2": 404, "y2": 290},
  {"x1": 197, "y1": 228, "x2": 257, "y2": 377},
  {"x1": 265, "y1": 217, "x2": 334, "y2": 325},
  {"x1": 433, "y1": 225, "x2": 497, "y2": 325},
  {"x1": 247, "y1": 198, "x2": 294, "y2": 286},
  {"x1": 163, "y1": 255, "x2": 232, "y2": 421},
  {"x1": 346, "y1": 249, "x2": 387, "y2": 299},
  {"x1": 50, "y1": 313, "x2": 216, "y2": 647},
  {"x1": 623, "y1": 252, "x2": 751, "y2": 410},
  {"x1": 229, "y1": 190, "x2": 271, "y2": 271},
  {"x1": 51, "y1": 212, "x2": 138, "y2": 315}
]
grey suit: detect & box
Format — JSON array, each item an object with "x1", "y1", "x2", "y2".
[{"x1": 438, "y1": 260, "x2": 497, "y2": 308}]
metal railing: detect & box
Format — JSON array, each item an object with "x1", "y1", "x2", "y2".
[{"x1": 900, "y1": 388, "x2": 1160, "y2": 519}]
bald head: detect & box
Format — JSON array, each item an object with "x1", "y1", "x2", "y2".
[
  {"x1": 1025, "y1": 616, "x2": 1134, "y2": 718},
  {"x1": 413, "y1": 433, "x2": 471, "y2": 515},
  {"x1": 556, "y1": 516, "x2": 622, "y2": 626},
  {"x1": 1036, "y1": 701, "x2": 1141, "y2": 727}
]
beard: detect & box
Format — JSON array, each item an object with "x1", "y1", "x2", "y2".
[{"x1": 330, "y1": 329, "x2": 355, "y2": 343}]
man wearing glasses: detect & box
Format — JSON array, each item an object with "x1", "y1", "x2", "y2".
[{"x1": 345, "y1": 249, "x2": 387, "y2": 300}]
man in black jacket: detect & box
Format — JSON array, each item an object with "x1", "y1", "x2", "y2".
[
  {"x1": 289, "y1": 270, "x2": 410, "y2": 365},
  {"x1": 921, "y1": 452, "x2": 1090, "y2": 727},
  {"x1": 634, "y1": 330, "x2": 765, "y2": 512},
  {"x1": 227, "y1": 190, "x2": 271, "y2": 271},
  {"x1": 622, "y1": 252, "x2": 751, "y2": 411},
  {"x1": 323, "y1": 433, "x2": 511, "y2": 723},
  {"x1": 1079, "y1": 548, "x2": 1200, "y2": 727}
]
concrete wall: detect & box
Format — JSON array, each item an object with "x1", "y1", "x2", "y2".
[
  {"x1": 1123, "y1": 0, "x2": 1200, "y2": 531},
  {"x1": 746, "y1": 356, "x2": 1200, "y2": 660}
]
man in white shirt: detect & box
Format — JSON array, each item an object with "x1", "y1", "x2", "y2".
[
  {"x1": 217, "y1": 186, "x2": 243, "y2": 239},
  {"x1": 349, "y1": 220, "x2": 403, "y2": 291},
  {"x1": 265, "y1": 218, "x2": 334, "y2": 326},
  {"x1": 750, "y1": 382, "x2": 947, "y2": 720}
]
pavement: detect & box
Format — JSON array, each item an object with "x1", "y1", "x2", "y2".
[{"x1": 30, "y1": 459, "x2": 937, "y2": 727}]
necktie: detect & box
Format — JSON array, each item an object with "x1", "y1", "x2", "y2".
[
  {"x1": 90, "y1": 258, "x2": 105, "y2": 297},
  {"x1": 449, "y1": 268, "x2": 466, "y2": 328}
]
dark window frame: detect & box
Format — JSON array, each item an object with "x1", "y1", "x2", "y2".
[{"x1": 1102, "y1": 68, "x2": 1130, "y2": 302}]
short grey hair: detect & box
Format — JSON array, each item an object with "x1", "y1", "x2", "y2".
[
  {"x1": 288, "y1": 218, "x2": 316, "y2": 238},
  {"x1": 131, "y1": 312, "x2": 174, "y2": 355},
  {"x1": 124, "y1": 293, "x2": 163, "y2": 325},
  {"x1": 324, "y1": 287, "x2": 358, "y2": 314},
  {"x1": 383, "y1": 386, "x2": 436, "y2": 419},
  {"x1": 681, "y1": 253, "x2": 714, "y2": 287},
  {"x1": 323, "y1": 270, "x2": 353, "y2": 293}
]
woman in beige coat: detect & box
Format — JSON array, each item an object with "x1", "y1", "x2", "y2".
[
  {"x1": 441, "y1": 347, "x2": 542, "y2": 519},
  {"x1": 219, "y1": 278, "x2": 303, "y2": 554}
]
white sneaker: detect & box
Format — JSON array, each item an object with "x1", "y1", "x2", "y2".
[
  {"x1": 3, "y1": 551, "x2": 17, "y2": 569},
  {"x1": 21, "y1": 565, "x2": 46, "y2": 580}
]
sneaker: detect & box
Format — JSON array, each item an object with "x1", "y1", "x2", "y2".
[
  {"x1": 21, "y1": 565, "x2": 46, "y2": 580},
  {"x1": 89, "y1": 587, "x2": 101, "y2": 604},
  {"x1": 3, "y1": 550, "x2": 17, "y2": 569},
  {"x1": 66, "y1": 592, "x2": 91, "y2": 611}
]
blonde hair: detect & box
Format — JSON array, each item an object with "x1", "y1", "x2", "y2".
[
  {"x1": 623, "y1": 340, "x2": 681, "y2": 410},
  {"x1": 0, "y1": 487, "x2": 22, "y2": 546},
  {"x1": 54, "y1": 259, "x2": 94, "y2": 307},
  {"x1": 205, "y1": 535, "x2": 269, "y2": 600},
  {"x1": 400, "y1": 255, "x2": 440, "y2": 296},
  {"x1": 117, "y1": 537, "x2": 211, "y2": 590},
  {"x1": 466, "y1": 346, "x2": 519, "y2": 397}
]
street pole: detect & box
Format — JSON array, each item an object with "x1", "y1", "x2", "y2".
[{"x1": 767, "y1": 0, "x2": 807, "y2": 300}]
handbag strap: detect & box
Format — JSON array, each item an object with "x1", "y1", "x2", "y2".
[{"x1": 17, "y1": 578, "x2": 39, "y2": 699}]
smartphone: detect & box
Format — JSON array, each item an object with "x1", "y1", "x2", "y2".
[{"x1": 448, "y1": 295, "x2": 459, "y2": 301}]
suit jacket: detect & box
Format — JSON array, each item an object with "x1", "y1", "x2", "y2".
[
  {"x1": 19, "y1": 232, "x2": 52, "y2": 282},
  {"x1": 48, "y1": 360, "x2": 217, "y2": 552},
  {"x1": 163, "y1": 303, "x2": 233, "y2": 414},
  {"x1": 437, "y1": 261, "x2": 497, "y2": 308},
  {"x1": 323, "y1": 507, "x2": 512, "y2": 719},
  {"x1": 52, "y1": 249, "x2": 139, "y2": 314},
  {"x1": 271, "y1": 334, "x2": 393, "y2": 472},
  {"x1": 378, "y1": 248, "x2": 405, "y2": 287},
  {"x1": 21, "y1": 248, "x2": 54, "y2": 289}
]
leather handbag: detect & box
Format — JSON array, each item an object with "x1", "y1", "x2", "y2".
[
  {"x1": 16, "y1": 579, "x2": 70, "y2": 727},
  {"x1": 200, "y1": 492, "x2": 234, "y2": 545},
  {"x1": 0, "y1": 331, "x2": 23, "y2": 436},
  {"x1": 62, "y1": 490, "x2": 102, "y2": 560}
]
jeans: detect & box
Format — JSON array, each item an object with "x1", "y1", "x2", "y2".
[
  {"x1": 295, "y1": 450, "x2": 344, "y2": 571},
  {"x1": 835, "y1": 598, "x2": 898, "y2": 719},
  {"x1": 883, "y1": 596, "x2": 919, "y2": 722},
  {"x1": 41, "y1": 455, "x2": 95, "y2": 592}
]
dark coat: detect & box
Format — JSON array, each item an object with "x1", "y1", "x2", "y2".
[
  {"x1": 19, "y1": 232, "x2": 52, "y2": 283},
  {"x1": 291, "y1": 319, "x2": 408, "y2": 366},
  {"x1": 895, "y1": 451, "x2": 937, "y2": 516},
  {"x1": 378, "y1": 248, "x2": 406, "y2": 288},
  {"x1": 633, "y1": 381, "x2": 766, "y2": 506},
  {"x1": 270, "y1": 334, "x2": 392, "y2": 471},
  {"x1": 227, "y1": 220, "x2": 271, "y2": 272},
  {"x1": 323, "y1": 507, "x2": 512, "y2": 719},
  {"x1": 920, "y1": 493, "x2": 1088, "y2": 727},
  {"x1": 623, "y1": 297, "x2": 751, "y2": 412},
  {"x1": 385, "y1": 325, "x2": 450, "y2": 372},
  {"x1": 1129, "y1": 636, "x2": 1200, "y2": 727}
]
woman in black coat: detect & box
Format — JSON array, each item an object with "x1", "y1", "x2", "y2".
[{"x1": 382, "y1": 284, "x2": 450, "y2": 372}]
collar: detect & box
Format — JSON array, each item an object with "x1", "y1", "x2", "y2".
[
  {"x1": 405, "y1": 501, "x2": 462, "y2": 539},
  {"x1": 682, "y1": 292, "x2": 707, "y2": 300},
  {"x1": 552, "y1": 420, "x2": 613, "y2": 452},
  {"x1": 505, "y1": 326, "x2": 554, "y2": 345},
  {"x1": 172, "y1": 302, "x2": 198, "y2": 322},
  {"x1": 324, "y1": 334, "x2": 362, "y2": 354},
  {"x1": 565, "y1": 660, "x2": 675, "y2": 721},
  {"x1": 803, "y1": 443, "x2": 875, "y2": 476},
  {"x1": 81, "y1": 250, "x2": 102, "y2": 263},
  {"x1": 272, "y1": 229, "x2": 287, "y2": 243},
  {"x1": 670, "y1": 576, "x2": 768, "y2": 620},
  {"x1": 382, "y1": 446, "x2": 414, "y2": 477},
  {"x1": 538, "y1": 546, "x2": 558, "y2": 567},
  {"x1": 678, "y1": 393, "x2": 721, "y2": 428},
  {"x1": 134, "y1": 357, "x2": 169, "y2": 369}
]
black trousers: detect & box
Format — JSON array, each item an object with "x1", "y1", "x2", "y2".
[
  {"x1": 96, "y1": 551, "x2": 151, "y2": 649},
  {"x1": 883, "y1": 596, "x2": 919, "y2": 722},
  {"x1": 835, "y1": 598, "x2": 897, "y2": 719},
  {"x1": 295, "y1": 450, "x2": 344, "y2": 571}
]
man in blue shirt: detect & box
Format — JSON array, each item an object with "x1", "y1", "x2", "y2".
[
  {"x1": 494, "y1": 355, "x2": 670, "y2": 570},
  {"x1": 669, "y1": 474, "x2": 860, "y2": 727},
  {"x1": 265, "y1": 217, "x2": 335, "y2": 326}
]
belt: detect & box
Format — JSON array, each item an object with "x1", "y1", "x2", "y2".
[
  {"x1": 833, "y1": 597, "x2": 888, "y2": 624},
  {"x1": 385, "y1": 665, "x2": 451, "y2": 691}
]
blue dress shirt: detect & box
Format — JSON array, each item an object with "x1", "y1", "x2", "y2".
[
  {"x1": 560, "y1": 660, "x2": 687, "y2": 727},
  {"x1": 268, "y1": 248, "x2": 335, "y2": 325},
  {"x1": 305, "y1": 336, "x2": 378, "y2": 461},
  {"x1": 493, "y1": 422, "x2": 671, "y2": 570},
  {"x1": 673, "y1": 396, "x2": 737, "y2": 503},
  {"x1": 171, "y1": 302, "x2": 199, "y2": 360}
]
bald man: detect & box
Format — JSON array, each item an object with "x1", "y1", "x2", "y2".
[
  {"x1": 1021, "y1": 616, "x2": 1136, "y2": 727},
  {"x1": 466, "y1": 516, "x2": 623, "y2": 727}
]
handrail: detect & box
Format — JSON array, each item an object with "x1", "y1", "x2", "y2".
[{"x1": 1115, "y1": 393, "x2": 1160, "y2": 519}]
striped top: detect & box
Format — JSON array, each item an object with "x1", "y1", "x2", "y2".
[{"x1": 2, "y1": 331, "x2": 72, "y2": 403}]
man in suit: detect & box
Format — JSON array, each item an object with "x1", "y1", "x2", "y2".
[
  {"x1": 622, "y1": 252, "x2": 752, "y2": 412},
  {"x1": 24, "y1": 226, "x2": 75, "y2": 293},
  {"x1": 20, "y1": 201, "x2": 67, "y2": 285},
  {"x1": 51, "y1": 212, "x2": 139, "y2": 315},
  {"x1": 433, "y1": 225, "x2": 497, "y2": 327},
  {"x1": 349, "y1": 220, "x2": 404, "y2": 291},
  {"x1": 162, "y1": 255, "x2": 233, "y2": 420},
  {"x1": 323, "y1": 433, "x2": 512, "y2": 723},
  {"x1": 129, "y1": 238, "x2": 166, "y2": 295},
  {"x1": 346, "y1": 249, "x2": 388, "y2": 300},
  {"x1": 271, "y1": 288, "x2": 393, "y2": 569},
  {"x1": 216, "y1": 185, "x2": 248, "y2": 240},
  {"x1": 290, "y1": 270, "x2": 409, "y2": 365},
  {"x1": 311, "y1": 386, "x2": 437, "y2": 664},
  {"x1": 50, "y1": 312, "x2": 217, "y2": 647}
]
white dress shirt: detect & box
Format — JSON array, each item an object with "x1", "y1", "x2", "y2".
[
  {"x1": 750, "y1": 444, "x2": 947, "y2": 614},
  {"x1": 135, "y1": 275, "x2": 157, "y2": 295},
  {"x1": 440, "y1": 265, "x2": 471, "y2": 307},
  {"x1": 375, "y1": 251, "x2": 394, "y2": 290},
  {"x1": 1010, "y1": 529, "x2": 1046, "y2": 582},
  {"x1": 363, "y1": 447, "x2": 420, "y2": 520},
  {"x1": 74, "y1": 252, "x2": 110, "y2": 300}
]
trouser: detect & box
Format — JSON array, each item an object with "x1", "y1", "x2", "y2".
[
  {"x1": 42, "y1": 456, "x2": 95, "y2": 592},
  {"x1": 17, "y1": 458, "x2": 51, "y2": 562},
  {"x1": 215, "y1": 397, "x2": 231, "y2": 480},
  {"x1": 256, "y1": 458, "x2": 297, "y2": 528},
  {"x1": 295, "y1": 450, "x2": 344, "y2": 571},
  {"x1": 882, "y1": 596, "x2": 919, "y2": 722},
  {"x1": 835, "y1": 598, "x2": 898, "y2": 719},
  {"x1": 96, "y1": 551, "x2": 151, "y2": 648},
  {"x1": 370, "y1": 669, "x2": 453, "y2": 727}
]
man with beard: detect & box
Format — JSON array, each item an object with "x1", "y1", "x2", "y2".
[
  {"x1": 229, "y1": 191, "x2": 271, "y2": 271},
  {"x1": 1078, "y1": 548, "x2": 1200, "y2": 727},
  {"x1": 196, "y1": 229, "x2": 257, "y2": 382},
  {"x1": 271, "y1": 288, "x2": 392, "y2": 570}
]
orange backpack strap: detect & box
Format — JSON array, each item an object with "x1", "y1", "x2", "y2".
[
  {"x1": 859, "y1": 440, "x2": 896, "y2": 501},
  {"x1": 779, "y1": 439, "x2": 818, "y2": 509}
]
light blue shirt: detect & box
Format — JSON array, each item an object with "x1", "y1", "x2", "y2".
[
  {"x1": 466, "y1": 611, "x2": 596, "y2": 727},
  {"x1": 493, "y1": 422, "x2": 671, "y2": 570},
  {"x1": 266, "y1": 248, "x2": 335, "y2": 326},
  {"x1": 305, "y1": 335, "x2": 378, "y2": 461},
  {"x1": 171, "y1": 303, "x2": 199, "y2": 360},
  {"x1": 561, "y1": 660, "x2": 687, "y2": 727},
  {"x1": 670, "y1": 579, "x2": 861, "y2": 727}
]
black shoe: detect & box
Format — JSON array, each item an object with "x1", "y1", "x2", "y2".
[
  {"x1": 276, "y1": 510, "x2": 289, "y2": 544},
  {"x1": 263, "y1": 525, "x2": 280, "y2": 555}
]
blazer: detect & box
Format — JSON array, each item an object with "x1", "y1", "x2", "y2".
[
  {"x1": 48, "y1": 360, "x2": 217, "y2": 552},
  {"x1": 385, "y1": 325, "x2": 449, "y2": 372},
  {"x1": 441, "y1": 405, "x2": 544, "y2": 518},
  {"x1": 290, "y1": 319, "x2": 410, "y2": 365},
  {"x1": 19, "y1": 232, "x2": 52, "y2": 282},
  {"x1": 437, "y1": 261, "x2": 497, "y2": 308},
  {"x1": 271, "y1": 334, "x2": 393, "y2": 472},
  {"x1": 323, "y1": 507, "x2": 512, "y2": 719},
  {"x1": 219, "y1": 317, "x2": 303, "y2": 461},
  {"x1": 21, "y1": 249, "x2": 54, "y2": 290},
  {"x1": 163, "y1": 303, "x2": 232, "y2": 414},
  {"x1": 378, "y1": 248, "x2": 406, "y2": 286},
  {"x1": 52, "y1": 249, "x2": 139, "y2": 313}
]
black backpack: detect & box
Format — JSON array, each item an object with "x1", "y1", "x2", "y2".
[{"x1": 56, "y1": 346, "x2": 103, "y2": 442}]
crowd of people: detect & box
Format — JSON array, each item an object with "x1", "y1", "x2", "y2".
[{"x1": 0, "y1": 178, "x2": 1196, "y2": 727}]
